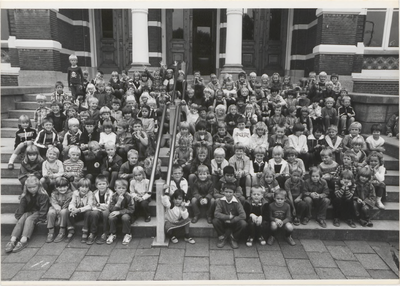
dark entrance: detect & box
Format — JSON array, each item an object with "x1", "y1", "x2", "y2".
[{"x1": 192, "y1": 9, "x2": 216, "y2": 75}]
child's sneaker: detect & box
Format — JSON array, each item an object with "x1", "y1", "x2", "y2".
[
  {"x1": 230, "y1": 235, "x2": 238, "y2": 249},
  {"x1": 366, "y1": 220, "x2": 373, "y2": 227},
  {"x1": 106, "y1": 234, "x2": 116, "y2": 245},
  {"x1": 86, "y1": 233, "x2": 96, "y2": 245},
  {"x1": 122, "y1": 234, "x2": 132, "y2": 245},
  {"x1": 346, "y1": 219, "x2": 356, "y2": 228},
  {"x1": 217, "y1": 235, "x2": 226, "y2": 248},
  {"x1": 286, "y1": 236, "x2": 296, "y2": 246},
  {"x1": 359, "y1": 219, "x2": 368, "y2": 227},
  {"x1": 293, "y1": 217, "x2": 300, "y2": 226},
  {"x1": 54, "y1": 233, "x2": 66, "y2": 243},
  {"x1": 81, "y1": 233, "x2": 88, "y2": 243},
  {"x1": 300, "y1": 217, "x2": 309, "y2": 225},
  {"x1": 259, "y1": 236, "x2": 266, "y2": 246},
  {"x1": 170, "y1": 236, "x2": 179, "y2": 244},
  {"x1": 96, "y1": 233, "x2": 107, "y2": 244},
  {"x1": 246, "y1": 237, "x2": 253, "y2": 247},
  {"x1": 12, "y1": 241, "x2": 28, "y2": 253},
  {"x1": 333, "y1": 218, "x2": 340, "y2": 227},
  {"x1": 267, "y1": 236, "x2": 275, "y2": 245},
  {"x1": 46, "y1": 233, "x2": 54, "y2": 243},
  {"x1": 184, "y1": 237, "x2": 195, "y2": 244},
  {"x1": 65, "y1": 232, "x2": 74, "y2": 243},
  {"x1": 5, "y1": 241, "x2": 16, "y2": 253}
]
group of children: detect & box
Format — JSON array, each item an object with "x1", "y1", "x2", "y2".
[{"x1": 5, "y1": 55, "x2": 392, "y2": 253}]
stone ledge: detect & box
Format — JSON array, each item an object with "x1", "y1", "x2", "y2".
[
  {"x1": 350, "y1": 92, "x2": 399, "y2": 105},
  {"x1": 1, "y1": 86, "x2": 53, "y2": 96}
]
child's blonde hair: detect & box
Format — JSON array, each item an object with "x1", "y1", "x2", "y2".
[
  {"x1": 88, "y1": 141, "x2": 100, "y2": 151},
  {"x1": 69, "y1": 54, "x2": 78, "y2": 61},
  {"x1": 272, "y1": 146, "x2": 284, "y2": 157},
  {"x1": 127, "y1": 149, "x2": 139, "y2": 158},
  {"x1": 88, "y1": 97, "x2": 99, "y2": 104},
  {"x1": 68, "y1": 145, "x2": 81, "y2": 156},
  {"x1": 213, "y1": 148, "x2": 225, "y2": 157},
  {"x1": 68, "y1": 118, "x2": 80, "y2": 127},
  {"x1": 351, "y1": 137, "x2": 364, "y2": 147},
  {"x1": 133, "y1": 166, "x2": 146, "y2": 178},
  {"x1": 253, "y1": 146, "x2": 267, "y2": 155},
  {"x1": 78, "y1": 178, "x2": 91, "y2": 188},
  {"x1": 349, "y1": 122, "x2": 362, "y2": 131},
  {"x1": 197, "y1": 165, "x2": 209, "y2": 174},
  {"x1": 100, "y1": 106, "x2": 111, "y2": 115},
  {"x1": 114, "y1": 179, "x2": 128, "y2": 189},
  {"x1": 104, "y1": 141, "x2": 116, "y2": 150},
  {"x1": 253, "y1": 121, "x2": 268, "y2": 134},
  {"x1": 46, "y1": 146, "x2": 60, "y2": 158}
]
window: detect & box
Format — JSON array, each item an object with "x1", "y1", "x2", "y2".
[
  {"x1": 1, "y1": 10, "x2": 9, "y2": 41},
  {"x1": 242, "y1": 9, "x2": 254, "y2": 40},
  {"x1": 101, "y1": 9, "x2": 114, "y2": 38},
  {"x1": 172, "y1": 9, "x2": 184, "y2": 39},
  {"x1": 269, "y1": 9, "x2": 282, "y2": 41},
  {"x1": 364, "y1": 8, "x2": 399, "y2": 49}
]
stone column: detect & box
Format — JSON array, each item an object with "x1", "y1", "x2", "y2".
[
  {"x1": 130, "y1": 8, "x2": 150, "y2": 73},
  {"x1": 221, "y1": 8, "x2": 244, "y2": 76}
]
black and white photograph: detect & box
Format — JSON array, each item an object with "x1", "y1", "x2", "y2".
[{"x1": 0, "y1": 2, "x2": 399, "y2": 284}]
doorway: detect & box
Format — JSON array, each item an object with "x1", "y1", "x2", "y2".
[{"x1": 192, "y1": 9, "x2": 216, "y2": 75}]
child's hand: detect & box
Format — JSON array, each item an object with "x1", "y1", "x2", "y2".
[
  {"x1": 275, "y1": 219, "x2": 283, "y2": 227},
  {"x1": 294, "y1": 197, "x2": 302, "y2": 204},
  {"x1": 120, "y1": 173, "x2": 128, "y2": 179},
  {"x1": 357, "y1": 198, "x2": 363, "y2": 204},
  {"x1": 229, "y1": 212, "x2": 234, "y2": 220},
  {"x1": 109, "y1": 211, "x2": 119, "y2": 217},
  {"x1": 200, "y1": 198, "x2": 207, "y2": 205}
]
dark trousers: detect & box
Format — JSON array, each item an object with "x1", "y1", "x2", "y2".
[
  {"x1": 212, "y1": 218, "x2": 247, "y2": 239},
  {"x1": 270, "y1": 221, "x2": 293, "y2": 237},
  {"x1": 108, "y1": 213, "x2": 131, "y2": 235},
  {"x1": 191, "y1": 197, "x2": 215, "y2": 218},
  {"x1": 303, "y1": 197, "x2": 330, "y2": 220},
  {"x1": 102, "y1": 171, "x2": 118, "y2": 190},
  {"x1": 332, "y1": 197, "x2": 354, "y2": 220},
  {"x1": 247, "y1": 219, "x2": 268, "y2": 239},
  {"x1": 134, "y1": 198, "x2": 151, "y2": 218},
  {"x1": 69, "y1": 211, "x2": 91, "y2": 234},
  {"x1": 88, "y1": 209, "x2": 110, "y2": 235},
  {"x1": 294, "y1": 200, "x2": 309, "y2": 219},
  {"x1": 353, "y1": 201, "x2": 371, "y2": 220}
]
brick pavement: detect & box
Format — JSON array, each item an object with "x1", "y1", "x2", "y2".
[{"x1": 1, "y1": 234, "x2": 399, "y2": 282}]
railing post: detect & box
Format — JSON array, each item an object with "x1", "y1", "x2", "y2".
[{"x1": 151, "y1": 178, "x2": 168, "y2": 247}]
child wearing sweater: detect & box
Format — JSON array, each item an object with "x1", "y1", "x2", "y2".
[
  {"x1": 332, "y1": 170, "x2": 356, "y2": 228},
  {"x1": 130, "y1": 166, "x2": 151, "y2": 222}
]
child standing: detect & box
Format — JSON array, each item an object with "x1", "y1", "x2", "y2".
[
  {"x1": 353, "y1": 167, "x2": 376, "y2": 227},
  {"x1": 34, "y1": 94, "x2": 51, "y2": 131},
  {"x1": 67, "y1": 54, "x2": 84, "y2": 101},
  {"x1": 243, "y1": 186, "x2": 268, "y2": 247},
  {"x1": 332, "y1": 170, "x2": 356, "y2": 228},
  {"x1": 213, "y1": 184, "x2": 247, "y2": 249},
  {"x1": 5, "y1": 176, "x2": 49, "y2": 253},
  {"x1": 46, "y1": 177, "x2": 73, "y2": 243},
  {"x1": 190, "y1": 165, "x2": 215, "y2": 224},
  {"x1": 107, "y1": 179, "x2": 134, "y2": 245},
  {"x1": 267, "y1": 190, "x2": 295, "y2": 246},
  {"x1": 51, "y1": 81, "x2": 70, "y2": 103},
  {"x1": 161, "y1": 190, "x2": 195, "y2": 244},
  {"x1": 130, "y1": 166, "x2": 151, "y2": 222},
  {"x1": 8, "y1": 115, "x2": 37, "y2": 169}
]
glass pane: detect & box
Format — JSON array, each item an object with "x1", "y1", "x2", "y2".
[
  {"x1": 242, "y1": 8, "x2": 254, "y2": 40},
  {"x1": 101, "y1": 9, "x2": 114, "y2": 38},
  {"x1": 269, "y1": 9, "x2": 281, "y2": 41},
  {"x1": 389, "y1": 10, "x2": 399, "y2": 47},
  {"x1": 363, "y1": 11, "x2": 385, "y2": 47},
  {"x1": 172, "y1": 9, "x2": 184, "y2": 39},
  {"x1": 1, "y1": 10, "x2": 9, "y2": 40}
]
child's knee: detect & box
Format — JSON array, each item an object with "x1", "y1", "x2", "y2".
[
  {"x1": 270, "y1": 221, "x2": 278, "y2": 230},
  {"x1": 284, "y1": 223, "x2": 294, "y2": 232}
]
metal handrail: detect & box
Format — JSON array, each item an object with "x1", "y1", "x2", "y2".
[
  {"x1": 147, "y1": 104, "x2": 167, "y2": 194},
  {"x1": 165, "y1": 103, "x2": 181, "y2": 186}
]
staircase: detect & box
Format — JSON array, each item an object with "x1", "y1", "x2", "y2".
[{"x1": 1, "y1": 92, "x2": 399, "y2": 241}]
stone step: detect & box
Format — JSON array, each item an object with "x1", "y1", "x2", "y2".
[
  {"x1": 376, "y1": 135, "x2": 399, "y2": 160},
  {"x1": 15, "y1": 101, "x2": 44, "y2": 110},
  {"x1": 8, "y1": 110, "x2": 36, "y2": 119},
  {"x1": 1, "y1": 128, "x2": 18, "y2": 138},
  {"x1": 22, "y1": 93, "x2": 53, "y2": 101},
  {"x1": 1, "y1": 213, "x2": 398, "y2": 241},
  {"x1": 1, "y1": 195, "x2": 398, "y2": 220},
  {"x1": 1, "y1": 118, "x2": 19, "y2": 128}
]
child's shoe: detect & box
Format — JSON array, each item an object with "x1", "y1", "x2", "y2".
[
  {"x1": 359, "y1": 219, "x2": 368, "y2": 227},
  {"x1": 366, "y1": 220, "x2": 373, "y2": 227},
  {"x1": 96, "y1": 233, "x2": 107, "y2": 244},
  {"x1": 65, "y1": 232, "x2": 74, "y2": 243},
  {"x1": 122, "y1": 234, "x2": 132, "y2": 245},
  {"x1": 376, "y1": 197, "x2": 385, "y2": 210},
  {"x1": 267, "y1": 236, "x2": 275, "y2": 245},
  {"x1": 246, "y1": 237, "x2": 253, "y2": 247},
  {"x1": 346, "y1": 219, "x2": 356, "y2": 228},
  {"x1": 259, "y1": 236, "x2": 266, "y2": 246},
  {"x1": 86, "y1": 233, "x2": 96, "y2": 245},
  {"x1": 46, "y1": 233, "x2": 54, "y2": 243},
  {"x1": 285, "y1": 236, "x2": 296, "y2": 246},
  {"x1": 145, "y1": 216, "x2": 151, "y2": 222},
  {"x1": 300, "y1": 217, "x2": 309, "y2": 225},
  {"x1": 191, "y1": 216, "x2": 199, "y2": 223},
  {"x1": 5, "y1": 241, "x2": 16, "y2": 253},
  {"x1": 54, "y1": 232, "x2": 66, "y2": 243},
  {"x1": 316, "y1": 219, "x2": 327, "y2": 228},
  {"x1": 184, "y1": 237, "x2": 195, "y2": 244},
  {"x1": 106, "y1": 234, "x2": 116, "y2": 245},
  {"x1": 217, "y1": 235, "x2": 226, "y2": 248},
  {"x1": 333, "y1": 218, "x2": 340, "y2": 227},
  {"x1": 12, "y1": 241, "x2": 28, "y2": 253},
  {"x1": 230, "y1": 235, "x2": 238, "y2": 249},
  {"x1": 293, "y1": 217, "x2": 300, "y2": 226},
  {"x1": 170, "y1": 236, "x2": 179, "y2": 244},
  {"x1": 7, "y1": 163, "x2": 14, "y2": 170},
  {"x1": 81, "y1": 233, "x2": 88, "y2": 243}
]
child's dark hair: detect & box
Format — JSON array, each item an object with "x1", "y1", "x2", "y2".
[
  {"x1": 122, "y1": 106, "x2": 133, "y2": 115},
  {"x1": 84, "y1": 119, "x2": 96, "y2": 126},
  {"x1": 112, "y1": 98, "x2": 121, "y2": 105},
  {"x1": 195, "y1": 120, "x2": 207, "y2": 131},
  {"x1": 141, "y1": 105, "x2": 150, "y2": 112},
  {"x1": 358, "y1": 167, "x2": 372, "y2": 180},
  {"x1": 270, "y1": 87, "x2": 280, "y2": 93},
  {"x1": 341, "y1": 169, "x2": 354, "y2": 181},
  {"x1": 236, "y1": 117, "x2": 245, "y2": 124},
  {"x1": 370, "y1": 124, "x2": 382, "y2": 134},
  {"x1": 292, "y1": 123, "x2": 305, "y2": 133},
  {"x1": 114, "y1": 179, "x2": 128, "y2": 189},
  {"x1": 366, "y1": 151, "x2": 384, "y2": 166},
  {"x1": 169, "y1": 189, "x2": 185, "y2": 209},
  {"x1": 133, "y1": 119, "x2": 143, "y2": 127},
  {"x1": 102, "y1": 122, "x2": 114, "y2": 132},
  {"x1": 118, "y1": 121, "x2": 129, "y2": 130},
  {"x1": 55, "y1": 81, "x2": 64, "y2": 88},
  {"x1": 274, "y1": 189, "x2": 286, "y2": 198},
  {"x1": 172, "y1": 164, "x2": 183, "y2": 172},
  {"x1": 95, "y1": 174, "x2": 109, "y2": 186},
  {"x1": 55, "y1": 176, "x2": 69, "y2": 188},
  {"x1": 223, "y1": 165, "x2": 235, "y2": 175},
  {"x1": 309, "y1": 166, "x2": 322, "y2": 177},
  {"x1": 223, "y1": 183, "x2": 236, "y2": 192}
]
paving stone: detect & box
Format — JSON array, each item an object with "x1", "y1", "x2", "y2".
[
  {"x1": 76, "y1": 256, "x2": 108, "y2": 272},
  {"x1": 126, "y1": 271, "x2": 155, "y2": 280},
  {"x1": 183, "y1": 272, "x2": 210, "y2": 280},
  {"x1": 185, "y1": 243, "x2": 210, "y2": 257},
  {"x1": 323, "y1": 240, "x2": 346, "y2": 246},
  {"x1": 137, "y1": 237, "x2": 154, "y2": 249},
  {"x1": 2, "y1": 247, "x2": 39, "y2": 263},
  {"x1": 238, "y1": 273, "x2": 266, "y2": 280},
  {"x1": 286, "y1": 259, "x2": 316, "y2": 275},
  {"x1": 300, "y1": 239, "x2": 328, "y2": 252},
  {"x1": 55, "y1": 248, "x2": 88, "y2": 263},
  {"x1": 183, "y1": 256, "x2": 209, "y2": 273},
  {"x1": 135, "y1": 248, "x2": 161, "y2": 256},
  {"x1": 327, "y1": 245, "x2": 357, "y2": 261},
  {"x1": 291, "y1": 273, "x2": 320, "y2": 279},
  {"x1": 235, "y1": 257, "x2": 263, "y2": 273},
  {"x1": 367, "y1": 269, "x2": 399, "y2": 279},
  {"x1": 1, "y1": 263, "x2": 25, "y2": 280},
  {"x1": 130, "y1": 256, "x2": 159, "y2": 272},
  {"x1": 259, "y1": 250, "x2": 286, "y2": 266},
  {"x1": 66, "y1": 238, "x2": 91, "y2": 249},
  {"x1": 280, "y1": 243, "x2": 308, "y2": 259},
  {"x1": 22, "y1": 255, "x2": 57, "y2": 271},
  {"x1": 114, "y1": 238, "x2": 139, "y2": 249},
  {"x1": 209, "y1": 238, "x2": 233, "y2": 250},
  {"x1": 307, "y1": 252, "x2": 337, "y2": 268},
  {"x1": 41, "y1": 263, "x2": 78, "y2": 279},
  {"x1": 315, "y1": 267, "x2": 346, "y2": 279},
  {"x1": 368, "y1": 241, "x2": 391, "y2": 248},
  {"x1": 191, "y1": 237, "x2": 210, "y2": 245},
  {"x1": 11, "y1": 270, "x2": 46, "y2": 281},
  {"x1": 233, "y1": 245, "x2": 259, "y2": 257},
  {"x1": 210, "y1": 265, "x2": 238, "y2": 280},
  {"x1": 262, "y1": 265, "x2": 292, "y2": 279},
  {"x1": 86, "y1": 242, "x2": 116, "y2": 256},
  {"x1": 371, "y1": 245, "x2": 399, "y2": 274},
  {"x1": 256, "y1": 241, "x2": 281, "y2": 251},
  {"x1": 336, "y1": 260, "x2": 371, "y2": 278},
  {"x1": 98, "y1": 263, "x2": 130, "y2": 280},
  {"x1": 159, "y1": 248, "x2": 185, "y2": 264},
  {"x1": 209, "y1": 250, "x2": 234, "y2": 265},
  {"x1": 154, "y1": 263, "x2": 183, "y2": 280},
  {"x1": 25, "y1": 235, "x2": 46, "y2": 248},
  {"x1": 345, "y1": 240, "x2": 375, "y2": 254},
  {"x1": 70, "y1": 271, "x2": 100, "y2": 281},
  {"x1": 355, "y1": 253, "x2": 390, "y2": 270},
  {"x1": 36, "y1": 242, "x2": 66, "y2": 256},
  {"x1": 167, "y1": 240, "x2": 186, "y2": 249},
  {"x1": 108, "y1": 248, "x2": 136, "y2": 264}
]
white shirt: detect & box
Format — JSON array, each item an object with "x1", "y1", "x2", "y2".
[
  {"x1": 366, "y1": 135, "x2": 385, "y2": 149},
  {"x1": 288, "y1": 134, "x2": 308, "y2": 153}
]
